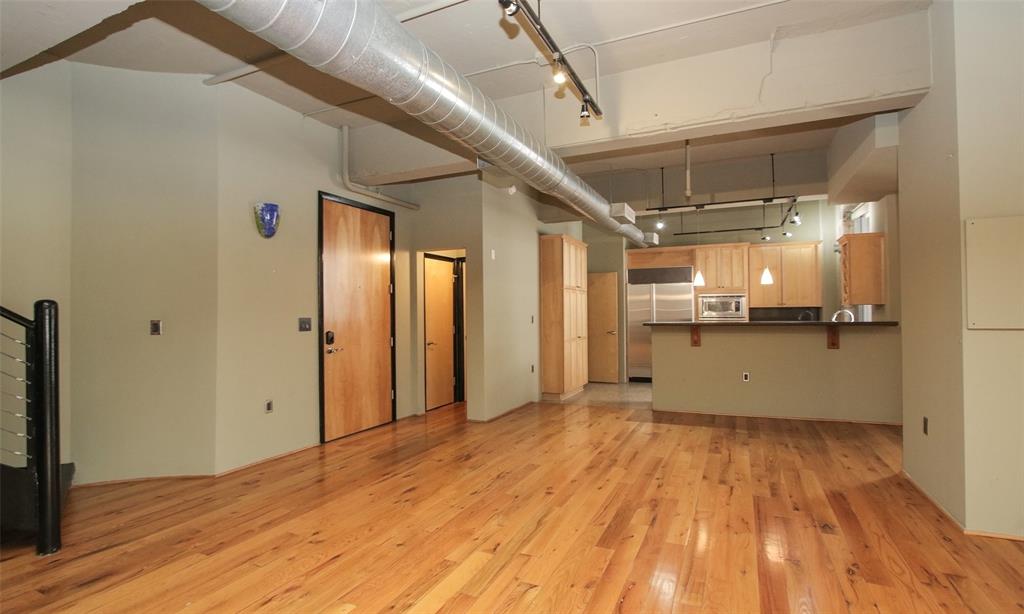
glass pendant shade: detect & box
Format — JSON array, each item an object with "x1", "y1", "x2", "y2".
[
  {"x1": 693, "y1": 270, "x2": 706, "y2": 287},
  {"x1": 760, "y1": 266, "x2": 774, "y2": 285}
]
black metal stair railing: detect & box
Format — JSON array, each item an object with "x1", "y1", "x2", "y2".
[{"x1": 1, "y1": 300, "x2": 62, "y2": 555}]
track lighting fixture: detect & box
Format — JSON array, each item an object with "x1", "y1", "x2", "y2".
[
  {"x1": 759, "y1": 202, "x2": 771, "y2": 241},
  {"x1": 693, "y1": 206, "x2": 706, "y2": 287},
  {"x1": 760, "y1": 233, "x2": 772, "y2": 241},
  {"x1": 496, "y1": 0, "x2": 602, "y2": 119},
  {"x1": 656, "y1": 219, "x2": 666, "y2": 230},
  {"x1": 782, "y1": 231, "x2": 793, "y2": 238},
  {"x1": 498, "y1": 0, "x2": 520, "y2": 16},
  {"x1": 791, "y1": 210, "x2": 802, "y2": 226}
]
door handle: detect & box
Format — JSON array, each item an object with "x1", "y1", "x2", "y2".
[
  {"x1": 606, "y1": 330, "x2": 617, "y2": 335},
  {"x1": 326, "y1": 347, "x2": 341, "y2": 354},
  {"x1": 426, "y1": 341, "x2": 437, "y2": 346}
]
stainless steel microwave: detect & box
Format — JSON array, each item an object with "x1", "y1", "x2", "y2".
[{"x1": 697, "y1": 294, "x2": 748, "y2": 321}]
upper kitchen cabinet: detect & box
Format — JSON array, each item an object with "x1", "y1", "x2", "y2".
[
  {"x1": 695, "y1": 243, "x2": 749, "y2": 292},
  {"x1": 626, "y1": 246, "x2": 695, "y2": 270},
  {"x1": 839, "y1": 233, "x2": 886, "y2": 305},
  {"x1": 749, "y1": 242, "x2": 822, "y2": 307}
]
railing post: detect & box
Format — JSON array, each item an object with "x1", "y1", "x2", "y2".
[{"x1": 31, "y1": 299, "x2": 60, "y2": 555}]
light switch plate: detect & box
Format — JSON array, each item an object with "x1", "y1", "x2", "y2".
[{"x1": 298, "y1": 317, "x2": 312, "y2": 332}]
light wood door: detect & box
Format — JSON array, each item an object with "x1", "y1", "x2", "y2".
[
  {"x1": 587, "y1": 272, "x2": 619, "y2": 383},
  {"x1": 781, "y1": 243, "x2": 822, "y2": 306},
  {"x1": 424, "y1": 257, "x2": 455, "y2": 410},
  {"x1": 749, "y1": 246, "x2": 782, "y2": 307},
  {"x1": 321, "y1": 198, "x2": 393, "y2": 441}
]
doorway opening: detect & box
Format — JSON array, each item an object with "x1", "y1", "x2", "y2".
[
  {"x1": 318, "y1": 191, "x2": 396, "y2": 443},
  {"x1": 423, "y1": 250, "x2": 466, "y2": 411}
]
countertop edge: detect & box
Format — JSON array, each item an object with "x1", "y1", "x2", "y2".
[{"x1": 644, "y1": 321, "x2": 900, "y2": 327}]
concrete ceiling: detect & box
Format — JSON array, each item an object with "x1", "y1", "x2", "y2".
[
  {"x1": 565, "y1": 116, "x2": 860, "y2": 175},
  {"x1": 4, "y1": 0, "x2": 928, "y2": 128}
]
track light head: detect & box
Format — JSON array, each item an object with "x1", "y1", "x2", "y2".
[
  {"x1": 761, "y1": 234, "x2": 772, "y2": 241},
  {"x1": 782, "y1": 231, "x2": 794, "y2": 238},
  {"x1": 579, "y1": 102, "x2": 591, "y2": 119},
  {"x1": 791, "y1": 210, "x2": 802, "y2": 226},
  {"x1": 553, "y1": 69, "x2": 567, "y2": 85},
  {"x1": 498, "y1": 0, "x2": 519, "y2": 16},
  {"x1": 656, "y1": 219, "x2": 666, "y2": 230}
]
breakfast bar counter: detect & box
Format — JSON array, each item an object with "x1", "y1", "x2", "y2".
[{"x1": 644, "y1": 321, "x2": 902, "y2": 424}]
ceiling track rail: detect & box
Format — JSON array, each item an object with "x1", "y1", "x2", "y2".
[{"x1": 499, "y1": 0, "x2": 602, "y2": 116}]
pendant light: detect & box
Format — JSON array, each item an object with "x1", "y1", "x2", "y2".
[
  {"x1": 760, "y1": 265, "x2": 774, "y2": 285},
  {"x1": 656, "y1": 166, "x2": 667, "y2": 230},
  {"x1": 693, "y1": 205, "x2": 706, "y2": 287}
]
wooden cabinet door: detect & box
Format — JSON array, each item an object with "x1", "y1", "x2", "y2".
[
  {"x1": 839, "y1": 234, "x2": 886, "y2": 305},
  {"x1": 562, "y1": 240, "x2": 575, "y2": 289},
  {"x1": 576, "y1": 288, "x2": 588, "y2": 386},
  {"x1": 781, "y1": 244, "x2": 821, "y2": 306},
  {"x1": 577, "y1": 243, "x2": 588, "y2": 291},
  {"x1": 695, "y1": 248, "x2": 719, "y2": 289},
  {"x1": 749, "y1": 246, "x2": 782, "y2": 307},
  {"x1": 719, "y1": 245, "x2": 749, "y2": 290}
]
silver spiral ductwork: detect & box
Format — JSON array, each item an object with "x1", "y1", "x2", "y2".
[{"x1": 197, "y1": 0, "x2": 651, "y2": 246}]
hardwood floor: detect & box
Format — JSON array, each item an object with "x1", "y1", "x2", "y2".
[{"x1": 2, "y1": 402, "x2": 1023, "y2": 613}]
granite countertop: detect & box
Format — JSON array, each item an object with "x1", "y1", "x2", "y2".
[{"x1": 643, "y1": 320, "x2": 899, "y2": 327}]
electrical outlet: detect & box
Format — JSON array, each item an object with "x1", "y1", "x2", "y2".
[
  {"x1": 531, "y1": 364, "x2": 535, "y2": 373},
  {"x1": 150, "y1": 320, "x2": 162, "y2": 335},
  {"x1": 923, "y1": 416, "x2": 928, "y2": 435},
  {"x1": 265, "y1": 400, "x2": 273, "y2": 414},
  {"x1": 742, "y1": 372, "x2": 750, "y2": 382}
]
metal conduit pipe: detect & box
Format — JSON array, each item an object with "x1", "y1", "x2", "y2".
[{"x1": 196, "y1": 0, "x2": 651, "y2": 247}]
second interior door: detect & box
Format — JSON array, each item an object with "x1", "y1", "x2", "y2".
[
  {"x1": 425, "y1": 256, "x2": 455, "y2": 409},
  {"x1": 588, "y1": 272, "x2": 619, "y2": 383}
]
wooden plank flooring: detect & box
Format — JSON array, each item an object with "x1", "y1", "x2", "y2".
[{"x1": 2, "y1": 402, "x2": 1023, "y2": 613}]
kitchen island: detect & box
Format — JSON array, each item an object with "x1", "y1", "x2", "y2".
[{"x1": 644, "y1": 321, "x2": 901, "y2": 424}]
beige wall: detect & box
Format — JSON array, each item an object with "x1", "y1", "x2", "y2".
[
  {"x1": 0, "y1": 62, "x2": 74, "y2": 464},
  {"x1": 897, "y1": 1, "x2": 967, "y2": 525},
  {"x1": 652, "y1": 326, "x2": 902, "y2": 423},
  {"x1": 952, "y1": 0, "x2": 1024, "y2": 538},
  {"x1": 70, "y1": 65, "x2": 220, "y2": 481},
  {"x1": 213, "y1": 84, "x2": 338, "y2": 473},
  {"x1": 1, "y1": 62, "x2": 429, "y2": 482},
  {"x1": 480, "y1": 176, "x2": 542, "y2": 420}
]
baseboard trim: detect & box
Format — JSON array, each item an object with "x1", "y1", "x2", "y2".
[
  {"x1": 72, "y1": 474, "x2": 209, "y2": 489},
  {"x1": 900, "y1": 471, "x2": 1023, "y2": 542},
  {"x1": 214, "y1": 443, "x2": 321, "y2": 478},
  {"x1": 964, "y1": 529, "x2": 1024, "y2": 542},
  {"x1": 900, "y1": 470, "x2": 964, "y2": 529},
  {"x1": 467, "y1": 400, "x2": 535, "y2": 423},
  {"x1": 652, "y1": 406, "x2": 901, "y2": 427},
  {"x1": 541, "y1": 387, "x2": 584, "y2": 402}
]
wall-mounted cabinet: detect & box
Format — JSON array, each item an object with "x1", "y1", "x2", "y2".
[
  {"x1": 749, "y1": 242, "x2": 823, "y2": 307},
  {"x1": 626, "y1": 246, "x2": 695, "y2": 270},
  {"x1": 695, "y1": 243, "x2": 749, "y2": 292},
  {"x1": 839, "y1": 233, "x2": 886, "y2": 305},
  {"x1": 540, "y1": 235, "x2": 588, "y2": 399}
]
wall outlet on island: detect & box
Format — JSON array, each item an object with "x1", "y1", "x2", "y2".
[
  {"x1": 265, "y1": 399, "x2": 274, "y2": 414},
  {"x1": 742, "y1": 372, "x2": 750, "y2": 382},
  {"x1": 923, "y1": 416, "x2": 928, "y2": 435}
]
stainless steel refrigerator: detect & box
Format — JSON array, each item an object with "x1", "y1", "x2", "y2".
[{"x1": 627, "y1": 267, "x2": 694, "y2": 380}]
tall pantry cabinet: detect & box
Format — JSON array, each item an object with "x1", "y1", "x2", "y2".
[{"x1": 540, "y1": 234, "x2": 588, "y2": 400}]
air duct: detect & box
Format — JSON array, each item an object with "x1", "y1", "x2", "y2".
[{"x1": 196, "y1": 0, "x2": 652, "y2": 247}]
